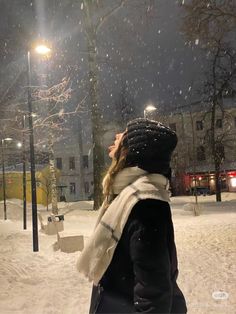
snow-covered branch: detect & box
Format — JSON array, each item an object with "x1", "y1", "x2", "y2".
[
  {"x1": 32, "y1": 77, "x2": 72, "y2": 104},
  {"x1": 33, "y1": 94, "x2": 88, "y2": 129}
]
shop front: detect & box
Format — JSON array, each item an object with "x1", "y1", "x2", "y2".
[{"x1": 184, "y1": 170, "x2": 236, "y2": 194}]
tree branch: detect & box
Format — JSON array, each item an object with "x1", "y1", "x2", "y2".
[
  {"x1": 34, "y1": 94, "x2": 88, "y2": 128},
  {"x1": 95, "y1": 0, "x2": 127, "y2": 34},
  {"x1": 0, "y1": 68, "x2": 24, "y2": 107}
]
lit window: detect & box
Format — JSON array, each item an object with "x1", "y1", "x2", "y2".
[{"x1": 231, "y1": 178, "x2": 236, "y2": 187}]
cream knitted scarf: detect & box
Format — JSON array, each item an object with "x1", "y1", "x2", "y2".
[{"x1": 77, "y1": 167, "x2": 170, "y2": 285}]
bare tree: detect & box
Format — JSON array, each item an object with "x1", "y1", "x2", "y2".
[
  {"x1": 38, "y1": 170, "x2": 52, "y2": 212},
  {"x1": 81, "y1": 0, "x2": 128, "y2": 209},
  {"x1": 81, "y1": 0, "x2": 156, "y2": 209},
  {"x1": 37, "y1": 165, "x2": 60, "y2": 211},
  {"x1": 1, "y1": 75, "x2": 86, "y2": 213},
  {"x1": 1, "y1": 0, "x2": 160, "y2": 210},
  {"x1": 180, "y1": 0, "x2": 236, "y2": 45},
  {"x1": 181, "y1": 0, "x2": 236, "y2": 201},
  {"x1": 32, "y1": 77, "x2": 84, "y2": 214}
]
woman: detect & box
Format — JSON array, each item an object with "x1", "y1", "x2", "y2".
[{"x1": 77, "y1": 118, "x2": 187, "y2": 313}]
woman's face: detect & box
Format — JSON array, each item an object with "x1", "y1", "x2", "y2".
[{"x1": 108, "y1": 132, "x2": 125, "y2": 159}]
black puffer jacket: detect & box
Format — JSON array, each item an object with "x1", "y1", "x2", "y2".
[{"x1": 89, "y1": 199, "x2": 187, "y2": 313}]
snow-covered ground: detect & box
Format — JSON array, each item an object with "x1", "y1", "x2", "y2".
[{"x1": 0, "y1": 193, "x2": 236, "y2": 314}]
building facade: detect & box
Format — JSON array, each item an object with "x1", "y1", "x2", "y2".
[
  {"x1": 159, "y1": 99, "x2": 236, "y2": 195},
  {"x1": 52, "y1": 114, "x2": 94, "y2": 202}
]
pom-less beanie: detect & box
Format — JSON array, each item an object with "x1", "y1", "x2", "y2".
[{"x1": 122, "y1": 118, "x2": 178, "y2": 176}]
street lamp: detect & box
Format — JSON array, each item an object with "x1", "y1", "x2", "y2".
[
  {"x1": 144, "y1": 104, "x2": 157, "y2": 119},
  {"x1": 21, "y1": 114, "x2": 27, "y2": 230},
  {"x1": 27, "y1": 43, "x2": 51, "y2": 252},
  {"x1": 35, "y1": 45, "x2": 51, "y2": 55},
  {"x1": 1, "y1": 137, "x2": 13, "y2": 220},
  {"x1": 14, "y1": 134, "x2": 27, "y2": 230}
]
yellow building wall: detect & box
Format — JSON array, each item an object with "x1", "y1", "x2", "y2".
[{"x1": 0, "y1": 167, "x2": 59, "y2": 206}]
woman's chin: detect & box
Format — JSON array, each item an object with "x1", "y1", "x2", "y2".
[{"x1": 108, "y1": 151, "x2": 114, "y2": 159}]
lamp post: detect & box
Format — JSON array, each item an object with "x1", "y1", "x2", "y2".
[
  {"x1": 21, "y1": 115, "x2": 27, "y2": 230},
  {"x1": 144, "y1": 104, "x2": 157, "y2": 119},
  {"x1": 27, "y1": 43, "x2": 51, "y2": 252},
  {"x1": 1, "y1": 137, "x2": 13, "y2": 220}
]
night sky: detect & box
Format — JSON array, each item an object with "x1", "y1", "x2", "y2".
[
  {"x1": 0, "y1": 0, "x2": 207, "y2": 144},
  {"x1": 97, "y1": 0, "x2": 204, "y2": 114},
  {"x1": 0, "y1": 1, "x2": 204, "y2": 102}
]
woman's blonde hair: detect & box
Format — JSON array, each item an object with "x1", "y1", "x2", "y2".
[{"x1": 102, "y1": 134, "x2": 129, "y2": 207}]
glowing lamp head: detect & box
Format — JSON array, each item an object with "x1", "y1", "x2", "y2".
[
  {"x1": 35, "y1": 45, "x2": 51, "y2": 56},
  {"x1": 145, "y1": 104, "x2": 157, "y2": 112}
]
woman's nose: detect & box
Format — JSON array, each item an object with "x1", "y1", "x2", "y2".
[{"x1": 115, "y1": 133, "x2": 122, "y2": 140}]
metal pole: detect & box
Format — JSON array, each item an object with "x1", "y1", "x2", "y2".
[
  {"x1": 27, "y1": 51, "x2": 39, "y2": 251},
  {"x1": 1, "y1": 140, "x2": 7, "y2": 220},
  {"x1": 22, "y1": 115, "x2": 27, "y2": 230}
]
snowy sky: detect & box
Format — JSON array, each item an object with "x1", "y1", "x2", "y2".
[{"x1": 0, "y1": 0, "x2": 204, "y2": 119}]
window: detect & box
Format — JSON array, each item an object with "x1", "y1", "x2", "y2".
[
  {"x1": 197, "y1": 146, "x2": 205, "y2": 161},
  {"x1": 83, "y1": 155, "x2": 89, "y2": 168},
  {"x1": 69, "y1": 182, "x2": 76, "y2": 194},
  {"x1": 169, "y1": 123, "x2": 176, "y2": 132},
  {"x1": 216, "y1": 119, "x2": 222, "y2": 128},
  {"x1": 56, "y1": 157, "x2": 62, "y2": 170},
  {"x1": 69, "y1": 157, "x2": 75, "y2": 170},
  {"x1": 196, "y1": 120, "x2": 203, "y2": 131},
  {"x1": 84, "y1": 182, "x2": 89, "y2": 193},
  {"x1": 234, "y1": 117, "x2": 236, "y2": 127}
]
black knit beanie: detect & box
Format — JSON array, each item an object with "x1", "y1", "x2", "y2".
[{"x1": 122, "y1": 118, "x2": 178, "y2": 178}]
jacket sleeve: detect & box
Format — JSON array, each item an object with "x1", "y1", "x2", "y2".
[{"x1": 129, "y1": 199, "x2": 173, "y2": 313}]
